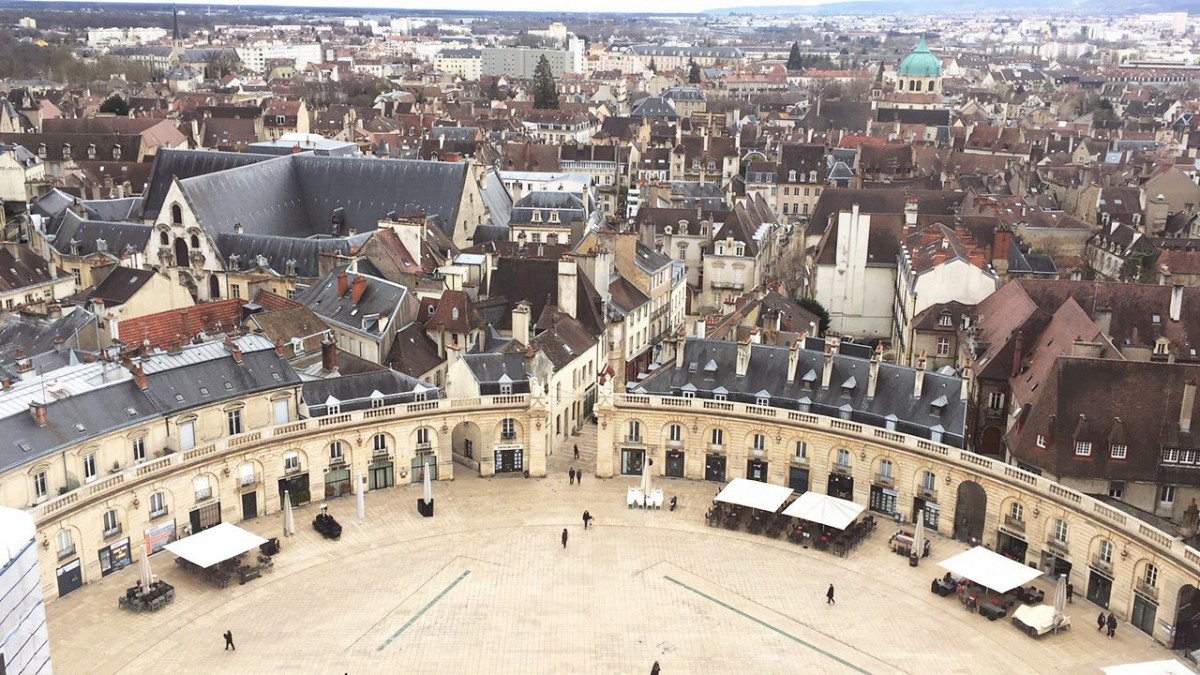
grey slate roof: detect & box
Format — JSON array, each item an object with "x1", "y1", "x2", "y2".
[
  {"x1": 214, "y1": 231, "x2": 371, "y2": 279},
  {"x1": 141, "y1": 149, "x2": 275, "y2": 221},
  {"x1": 175, "y1": 153, "x2": 469, "y2": 239},
  {"x1": 459, "y1": 352, "x2": 531, "y2": 395},
  {"x1": 302, "y1": 370, "x2": 436, "y2": 416},
  {"x1": 294, "y1": 266, "x2": 410, "y2": 339},
  {"x1": 631, "y1": 96, "x2": 679, "y2": 120},
  {"x1": 137, "y1": 347, "x2": 300, "y2": 414},
  {"x1": 641, "y1": 338, "x2": 966, "y2": 447},
  {"x1": 53, "y1": 215, "x2": 152, "y2": 259}
]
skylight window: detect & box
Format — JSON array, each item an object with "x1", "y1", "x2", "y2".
[{"x1": 175, "y1": 393, "x2": 185, "y2": 402}]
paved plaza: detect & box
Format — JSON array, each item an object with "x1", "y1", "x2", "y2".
[{"x1": 47, "y1": 428, "x2": 1183, "y2": 675}]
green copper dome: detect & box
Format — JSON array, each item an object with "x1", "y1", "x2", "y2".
[{"x1": 898, "y1": 36, "x2": 942, "y2": 78}]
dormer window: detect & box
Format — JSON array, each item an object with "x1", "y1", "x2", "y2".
[
  {"x1": 1155, "y1": 339, "x2": 1169, "y2": 355},
  {"x1": 1075, "y1": 441, "x2": 1092, "y2": 456},
  {"x1": 809, "y1": 171, "x2": 817, "y2": 182},
  {"x1": 938, "y1": 311, "x2": 952, "y2": 327},
  {"x1": 37, "y1": 143, "x2": 46, "y2": 159},
  {"x1": 499, "y1": 383, "x2": 513, "y2": 395},
  {"x1": 788, "y1": 169, "x2": 797, "y2": 182},
  {"x1": 1037, "y1": 434, "x2": 1047, "y2": 448},
  {"x1": 549, "y1": 210, "x2": 560, "y2": 223},
  {"x1": 62, "y1": 143, "x2": 71, "y2": 159},
  {"x1": 692, "y1": 158, "x2": 700, "y2": 170},
  {"x1": 707, "y1": 160, "x2": 716, "y2": 172},
  {"x1": 112, "y1": 146, "x2": 122, "y2": 160},
  {"x1": 87, "y1": 144, "x2": 96, "y2": 159},
  {"x1": 532, "y1": 210, "x2": 542, "y2": 223}
]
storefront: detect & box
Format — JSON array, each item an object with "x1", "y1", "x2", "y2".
[
  {"x1": 1132, "y1": 592, "x2": 1158, "y2": 636},
  {"x1": 369, "y1": 455, "x2": 395, "y2": 490},
  {"x1": 1040, "y1": 548, "x2": 1072, "y2": 578},
  {"x1": 704, "y1": 454, "x2": 726, "y2": 482},
  {"x1": 788, "y1": 465, "x2": 809, "y2": 493},
  {"x1": 98, "y1": 538, "x2": 132, "y2": 577},
  {"x1": 828, "y1": 473, "x2": 853, "y2": 500},
  {"x1": 1087, "y1": 565, "x2": 1113, "y2": 609},
  {"x1": 665, "y1": 451, "x2": 685, "y2": 478},
  {"x1": 189, "y1": 501, "x2": 221, "y2": 534},
  {"x1": 412, "y1": 454, "x2": 437, "y2": 483},
  {"x1": 56, "y1": 558, "x2": 83, "y2": 598},
  {"x1": 278, "y1": 473, "x2": 311, "y2": 509},
  {"x1": 143, "y1": 520, "x2": 176, "y2": 556},
  {"x1": 325, "y1": 467, "x2": 352, "y2": 498},
  {"x1": 494, "y1": 444, "x2": 524, "y2": 474},
  {"x1": 869, "y1": 485, "x2": 898, "y2": 516},
  {"x1": 746, "y1": 459, "x2": 768, "y2": 482},
  {"x1": 621, "y1": 448, "x2": 646, "y2": 476},
  {"x1": 996, "y1": 527, "x2": 1028, "y2": 564},
  {"x1": 913, "y1": 500, "x2": 940, "y2": 530}
]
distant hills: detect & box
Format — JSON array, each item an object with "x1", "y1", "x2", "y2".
[{"x1": 703, "y1": 0, "x2": 1196, "y2": 14}]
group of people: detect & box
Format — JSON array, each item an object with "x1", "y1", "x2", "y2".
[
  {"x1": 568, "y1": 467, "x2": 584, "y2": 485},
  {"x1": 1097, "y1": 612, "x2": 1119, "y2": 638}
]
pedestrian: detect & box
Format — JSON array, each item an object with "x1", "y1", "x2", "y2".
[
  {"x1": 1067, "y1": 582, "x2": 1073, "y2": 604},
  {"x1": 1097, "y1": 612, "x2": 1106, "y2": 632},
  {"x1": 651, "y1": 661, "x2": 661, "y2": 675},
  {"x1": 1107, "y1": 613, "x2": 1117, "y2": 638},
  {"x1": 569, "y1": 467, "x2": 576, "y2": 485},
  {"x1": 577, "y1": 470, "x2": 583, "y2": 486},
  {"x1": 583, "y1": 510, "x2": 592, "y2": 529},
  {"x1": 223, "y1": 630, "x2": 235, "y2": 651},
  {"x1": 826, "y1": 584, "x2": 835, "y2": 604},
  {"x1": 574, "y1": 444, "x2": 580, "y2": 460},
  {"x1": 561, "y1": 528, "x2": 569, "y2": 549}
]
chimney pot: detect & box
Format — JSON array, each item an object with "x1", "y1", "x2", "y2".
[
  {"x1": 29, "y1": 401, "x2": 46, "y2": 427},
  {"x1": 321, "y1": 335, "x2": 337, "y2": 372},
  {"x1": 336, "y1": 270, "x2": 349, "y2": 296}
]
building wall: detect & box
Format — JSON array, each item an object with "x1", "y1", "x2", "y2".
[
  {"x1": 0, "y1": 507, "x2": 50, "y2": 675},
  {"x1": 482, "y1": 48, "x2": 574, "y2": 78},
  {"x1": 596, "y1": 390, "x2": 1200, "y2": 648}
]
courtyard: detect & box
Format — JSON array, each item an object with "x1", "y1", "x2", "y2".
[{"x1": 45, "y1": 429, "x2": 1181, "y2": 675}]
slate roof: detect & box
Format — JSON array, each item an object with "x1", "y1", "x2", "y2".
[
  {"x1": 630, "y1": 96, "x2": 678, "y2": 120},
  {"x1": 214, "y1": 231, "x2": 370, "y2": 279},
  {"x1": 385, "y1": 322, "x2": 443, "y2": 379},
  {"x1": 0, "y1": 311, "x2": 96, "y2": 376},
  {"x1": 641, "y1": 337, "x2": 966, "y2": 446},
  {"x1": 176, "y1": 153, "x2": 469, "y2": 239},
  {"x1": 52, "y1": 216, "x2": 152, "y2": 259},
  {"x1": 302, "y1": 370, "x2": 436, "y2": 416},
  {"x1": 458, "y1": 352, "x2": 531, "y2": 394},
  {"x1": 294, "y1": 266, "x2": 410, "y2": 339},
  {"x1": 82, "y1": 266, "x2": 154, "y2": 307},
  {"x1": 0, "y1": 247, "x2": 56, "y2": 293},
  {"x1": 529, "y1": 312, "x2": 595, "y2": 369},
  {"x1": 141, "y1": 149, "x2": 276, "y2": 221}
]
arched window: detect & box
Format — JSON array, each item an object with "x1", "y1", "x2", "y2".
[
  {"x1": 1143, "y1": 563, "x2": 1159, "y2": 589},
  {"x1": 171, "y1": 204, "x2": 183, "y2": 225},
  {"x1": 190, "y1": 234, "x2": 201, "y2": 249},
  {"x1": 372, "y1": 434, "x2": 388, "y2": 454},
  {"x1": 159, "y1": 231, "x2": 169, "y2": 246},
  {"x1": 329, "y1": 441, "x2": 344, "y2": 461},
  {"x1": 836, "y1": 448, "x2": 851, "y2": 468},
  {"x1": 627, "y1": 420, "x2": 641, "y2": 442},
  {"x1": 1097, "y1": 539, "x2": 1113, "y2": 564},
  {"x1": 752, "y1": 433, "x2": 765, "y2": 451},
  {"x1": 416, "y1": 427, "x2": 432, "y2": 448}
]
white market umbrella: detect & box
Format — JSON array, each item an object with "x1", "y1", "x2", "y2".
[
  {"x1": 1053, "y1": 573, "x2": 1068, "y2": 623},
  {"x1": 913, "y1": 509, "x2": 926, "y2": 561},
  {"x1": 138, "y1": 549, "x2": 153, "y2": 589},
  {"x1": 283, "y1": 490, "x2": 295, "y2": 537},
  {"x1": 356, "y1": 473, "x2": 366, "y2": 523},
  {"x1": 423, "y1": 465, "x2": 433, "y2": 504},
  {"x1": 640, "y1": 456, "x2": 652, "y2": 497}
]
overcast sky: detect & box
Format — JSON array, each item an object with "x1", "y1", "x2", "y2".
[{"x1": 94, "y1": 0, "x2": 863, "y2": 14}]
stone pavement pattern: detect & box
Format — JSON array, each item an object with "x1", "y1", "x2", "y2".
[{"x1": 47, "y1": 426, "x2": 1179, "y2": 674}]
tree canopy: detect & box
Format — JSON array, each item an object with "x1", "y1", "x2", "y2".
[
  {"x1": 687, "y1": 59, "x2": 701, "y2": 84},
  {"x1": 787, "y1": 42, "x2": 803, "y2": 71},
  {"x1": 533, "y1": 55, "x2": 559, "y2": 109}
]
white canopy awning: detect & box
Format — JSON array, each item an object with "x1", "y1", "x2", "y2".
[
  {"x1": 938, "y1": 546, "x2": 1042, "y2": 594},
  {"x1": 714, "y1": 478, "x2": 793, "y2": 513},
  {"x1": 1102, "y1": 661, "x2": 1194, "y2": 675},
  {"x1": 781, "y1": 491, "x2": 865, "y2": 530},
  {"x1": 164, "y1": 522, "x2": 268, "y2": 569}
]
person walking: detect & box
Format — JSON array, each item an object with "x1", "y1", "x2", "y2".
[
  {"x1": 577, "y1": 470, "x2": 583, "y2": 486},
  {"x1": 826, "y1": 584, "x2": 835, "y2": 604},
  {"x1": 650, "y1": 661, "x2": 661, "y2": 675},
  {"x1": 1097, "y1": 612, "x2": 1106, "y2": 632},
  {"x1": 569, "y1": 468, "x2": 576, "y2": 485},
  {"x1": 223, "y1": 630, "x2": 235, "y2": 651},
  {"x1": 574, "y1": 444, "x2": 580, "y2": 460},
  {"x1": 561, "y1": 528, "x2": 569, "y2": 549},
  {"x1": 1106, "y1": 613, "x2": 1117, "y2": 638},
  {"x1": 1067, "y1": 582, "x2": 1074, "y2": 604}
]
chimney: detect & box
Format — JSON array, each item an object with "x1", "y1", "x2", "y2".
[
  {"x1": 904, "y1": 197, "x2": 919, "y2": 226},
  {"x1": 133, "y1": 363, "x2": 148, "y2": 390},
  {"x1": 960, "y1": 360, "x2": 973, "y2": 401},
  {"x1": 821, "y1": 340, "x2": 835, "y2": 389},
  {"x1": 336, "y1": 270, "x2": 349, "y2": 296},
  {"x1": 275, "y1": 340, "x2": 285, "y2": 357},
  {"x1": 29, "y1": 401, "x2": 46, "y2": 427},
  {"x1": 231, "y1": 344, "x2": 243, "y2": 364},
  {"x1": 991, "y1": 226, "x2": 1013, "y2": 264},
  {"x1": 867, "y1": 343, "x2": 881, "y2": 398},
  {"x1": 557, "y1": 256, "x2": 577, "y2": 319},
  {"x1": 914, "y1": 350, "x2": 927, "y2": 399},
  {"x1": 693, "y1": 319, "x2": 706, "y2": 339},
  {"x1": 1171, "y1": 284, "x2": 1184, "y2": 322},
  {"x1": 524, "y1": 345, "x2": 535, "y2": 374},
  {"x1": 512, "y1": 300, "x2": 532, "y2": 346},
  {"x1": 321, "y1": 334, "x2": 337, "y2": 372},
  {"x1": 735, "y1": 337, "x2": 751, "y2": 377},
  {"x1": 350, "y1": 275, "x2": 368, "y2": 305},
  {"x1": 787, "y1": 337, "x2": 800, "y2": 381},
  {"x1": 1011, "y1": 331, "x2": 1025, "y2": 378},
  {"x1": 674, "y1": 333, "x2": 686, "y2": 370},
  {"x1": 1183, "y1": 380, "x2": 1197, "y2": 435},
  {"x1": 233, "y1": 222, "x2": 244, "y2": 234}
]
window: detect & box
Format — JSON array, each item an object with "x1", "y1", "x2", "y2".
[
  {"x1": 284, "y1": 451, "x2": 301, "y2": 473},
  {"x1": 501, "y1": 418, "x2": 516, "y2": 440},
  {"x1": 987, "y1": 392, "x2": 1004, "y2": 410},
  {"x1": 102, "y1": 509, "x2": 121, "y2": 538},
  {"x1": 499, "y1": 383, "x2": 513, "y2": 395},
  {"x1": 878, "y1": 458, "x2": 893, "y2": 479},
  {"x1": 231, "y1": 284, "x2": 241, "y2": 299},
  {"x1": 922, "y1": 471, "x2": 936, "y2": 492},
  {"x1": 1053, "y1": 518, "x2": 1068, "y2": 544},
  {"x1": 1160, "y1": 484, "x2": 1177, "y2": 508},
  {"x1": 33, "y1": 471, "x2": 47, "y2": 500},
  {"x1": 227, "y1": 409, "x2": 243, "y2": 436},
  {"x1": 56, "y1": 530, "x2": 74, "y2": 559},
  {"x1": 330, "y1": 441, "x2": 344, "y2": 462},
  {"x1": 1009, "y1": 502, "x2": 1023, "y2": 522},
  {"x1": 239, "y1": 462, "x2": 255, "y2": 487},
  {"x1": 711, "y1": 428, "x2": 724, "y2": 447},
  {"x1": 132, "y1": 437, "x2": 146, "y2": 464},
  {"x1": 938, "y1": 312, "x2": 952, "y2": 327},
  {"x1": 627, "y1": 420, "x2": 642, "y2": 442},
  {"x1": 83, "y1": 452, "x2": 97, "y2": 483},
  {"x1": 668, "y1": 424, "x2": 682, "y2": 443},
  {"x1": 149, "y1": 491, "x2": 167, "y2": 518},
  {"x1": 756, "y1": 394, "x2": 769, "y2": 406},
  {"x1": 714, "y1": 392, "x2": 727, "y2": 402},
  {"x1": 1155, "y1": 340, "x2": 1168, "y2": 355},
  {"x1": 752, "y1": 433, "x2": 766, "y2": 451},
  {"x1": 1109, "y1": 481, "x2": 1125, "y2": 499},
  {"x1": 372, "y1": 434, "x2": 388, "y2": 454},
  {"x1": 371, "y1": 395, "x2": 384, "y2": 409},
  {"x1": 416, "y1": 427, "x2": 431, "y2": 447},
  {"x1": 171, "y1": 204, "x2": 183, "y2": 225},
  {"x1": 836, "y1": 448, "x2": 851, "y2": 468},
  {"x1": 71, "y1": 268, "x2": 81, "y2": 284},
  {"x1": 1144, "y1": 563, "x2": 1159, "y2": 589},
  {"x1": 1074, "y1": 441, "x2": 1092, "y2": 457},
  {"x1": 936, "y1": 337, "x2": 950, "y2": 357},
  {"x1": 1036, "y1": 434, "x2": 1047, "y2": 449},
  {"x1": 794, "y1": 441, "x2": 807, "y2": 462},
  {"x1": 1098, "y1": 539, "x2": 1113, "y2": 564},
  {"x1": 1111, "y1": 444, "x2": 1127, "y2": 459},
  {"x1": 194, "y1": 475, "x2": 212, "y2": 501}
]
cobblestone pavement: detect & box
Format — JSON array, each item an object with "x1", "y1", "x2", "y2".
[{"x1": 46, "y1": 425, "x2": 1182, "y2": 674}]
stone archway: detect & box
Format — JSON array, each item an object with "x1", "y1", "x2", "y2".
[
  {"x1": 452, "y1": 421, "x2": 483, "y2": 474},
  {"x1": 953, "y1": 480, "x2": 987, "y2": 543},
  {"x1": 1175, "y1": 584, "x2": 1200, "y2": 650}
]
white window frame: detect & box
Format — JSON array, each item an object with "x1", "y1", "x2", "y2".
[
  {"x1": 33, "y1": 471, "x2": 47, "y2": 499},
  {"x1": 83, "y1": 452, "x2": 97, "y2": 483},
  {"x1": 132, "y1": 437, "x2": 146, "y2": 464},
  {"x1": 149, "y1": 491, "x2": 167, "y2": 518},
  {"x1": 1074, "y1": 441, "x2": 1092, "y2": 457},
  {"x1": 1053, "y1": 518, "x2": 1068, "y2": 544},
  {"x1": 1110, "y1": 444, "x2": 1127, "y2": 459}
]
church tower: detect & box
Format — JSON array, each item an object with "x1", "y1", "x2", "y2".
[{"x1": 895, "y1": 36, "x2": 942, "y2": 95}]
